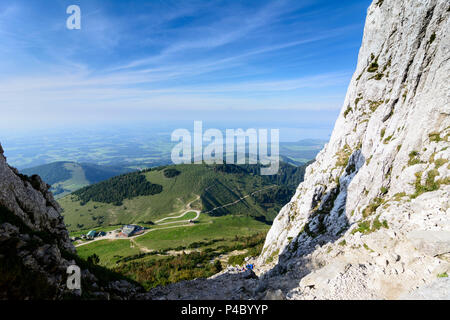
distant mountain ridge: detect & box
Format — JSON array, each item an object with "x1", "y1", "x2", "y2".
[{"x1": 21, "y1": 161, "x2": 135, "y2": 198}]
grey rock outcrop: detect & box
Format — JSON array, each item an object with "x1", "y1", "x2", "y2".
[
  {"x1": 139, "y1": 270, "x2": 260, "y2": 300},
  {"x1": 0, "y1": 144, "x2": 142, "y2": 299}
]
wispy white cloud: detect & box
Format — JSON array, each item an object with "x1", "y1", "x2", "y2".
[{"x1": 111, "y1": 0, "x2": 315, "y2": 71}]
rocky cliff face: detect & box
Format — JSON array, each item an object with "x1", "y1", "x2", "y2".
[
  {"x1": 257, "y1": 0, "x2": 450, "y2": 299},
  {"x1": 0, "y1": 144, "x2": 142, "y2": 299},
  {"x1": 0, "y1": 143, "x2": 76, "y2": 299}
]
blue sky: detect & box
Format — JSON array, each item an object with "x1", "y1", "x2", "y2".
[{"x1": 0, "y1": 0, "x2": 372, "y2": 139}]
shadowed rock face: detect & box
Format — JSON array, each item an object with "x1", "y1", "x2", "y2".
[
  {"x1": 0, "y1": 144, "x2": 76, "y2": 299},
  {"x1": 0, "y1": 145, "x2": 74, "y2": 253},
  {"x1": 0, "y1": 144, "x2": 142, "y2": 300}
]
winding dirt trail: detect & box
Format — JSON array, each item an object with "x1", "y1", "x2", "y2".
[{"x1": 155, "y1": 195, "x2": 201, "y2": 224}]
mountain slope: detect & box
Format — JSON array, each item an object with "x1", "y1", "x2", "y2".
[
  {"x1": 22, "y1": 162, "x2": 135, "y2": 198},
  {"x1": 257, "y1": 0, "x2": 450, "y2": 299},
  {"x1": 60, "y1": 162, "x2": 307, "y2": 232}
]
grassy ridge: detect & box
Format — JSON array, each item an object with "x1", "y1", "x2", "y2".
[{"x1": 22, "y1": 161, "x2": 72, "y2": 185}]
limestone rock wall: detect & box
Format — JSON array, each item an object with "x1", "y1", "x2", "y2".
[{"x1": 258, "y1": 0, "x2": 450, "y2": 299}]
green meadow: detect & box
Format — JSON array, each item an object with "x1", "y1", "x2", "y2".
[{"x1": 76, "y1": 215, "x2": 269, "y2": 268}]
